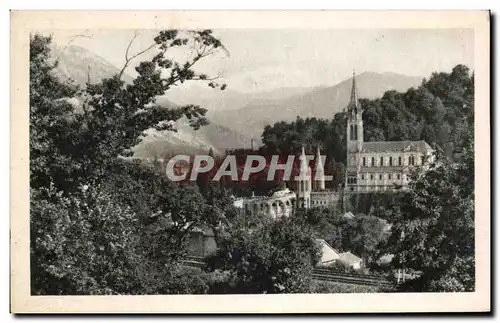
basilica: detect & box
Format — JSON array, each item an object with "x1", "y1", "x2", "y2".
[{"x1": 344, "y1": 72, "x2": 434, "y2": 193}]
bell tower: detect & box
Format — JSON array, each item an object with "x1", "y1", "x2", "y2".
[
  {"x1": 345, "y1": 70, "x2": 363, "y2": 193},
  {"x1": 346, "y1": 70, "x2": 364, "y2": 150}
]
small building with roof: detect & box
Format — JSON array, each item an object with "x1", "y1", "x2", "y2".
[
  {"x1": 338, "y1": 251, "x2": 363, "y2": 270},
  {"x1": 315, "y1": 238, "x2": 364, "y2": 270}
]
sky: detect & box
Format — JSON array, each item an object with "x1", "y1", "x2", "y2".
[{"x1": 48, "y1": 28, "x2": 474, "y2": 93}]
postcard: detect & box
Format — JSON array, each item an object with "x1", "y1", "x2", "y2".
[{"x1": 10, "y1": 10, "x2": 490, "y2": 313}]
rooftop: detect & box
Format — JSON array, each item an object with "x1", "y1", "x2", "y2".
[
  {"x1": 360, "y1": 140, "x2": 434, "y2": 153},
  {"x1": 339, "y1": 251, "x2": 362, "y2": 264}
]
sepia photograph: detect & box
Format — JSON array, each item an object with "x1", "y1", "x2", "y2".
[{"x1": 10, "y1": 10, "x2": 490, "y2": 313}]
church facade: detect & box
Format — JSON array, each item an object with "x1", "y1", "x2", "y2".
[{"x1": 344, "y1": 72, "x2": 434, "y2": 193}]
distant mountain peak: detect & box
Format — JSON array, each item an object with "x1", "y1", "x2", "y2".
[{"x1": 50, "y1": 44, "x2": 134, "y2": 86}]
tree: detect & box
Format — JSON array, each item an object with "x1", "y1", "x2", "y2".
[
  {"x1": 343, "y1": 214, "x2": 388, "y2": 262},
  {"x1": 29, "y1": 35, "x2": 79, "y2": 190},
  {"x1": 30, "y1": 183, "x2": 143, "y2": 295},
  {"x1": 29, "y1": 31, "x2": 230, "y2": 295},
  {"x1": 31, "y1": 30, "x2": 227, "y2": 192},
  {"x1": 302, "y1": 208, "x2": 387, "y2": 262},
  {"x1": 205, "y1": 216, "x2": 321, "y2": 294},
  {"x1": 260, "y1": 115, "x2": 347, "y2": 190},
  {"x1": 387, "y1": 139, "x2": 474, "y2": 292}
]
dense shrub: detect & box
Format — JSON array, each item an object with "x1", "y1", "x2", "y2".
[
  {"x1": 206, "y1": 217, "x2": 321, "y2": 294},
  {"x1": 310, "y1": 281, "x2": 381, "y2": 294}
]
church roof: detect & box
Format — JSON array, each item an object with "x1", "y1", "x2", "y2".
[{"x1": 361, "y1": 140, "x2": 433, "y2": 153}]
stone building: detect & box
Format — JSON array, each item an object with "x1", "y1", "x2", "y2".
[
  {"x1": 240, "y1": 146, "x2": 341, "y2": 218},
  {"x1": 345, "y1": 71, "x2": 435, "y2": 193},
  {"x1": 241, "y1": 187, "x2": 297, "y2": 220}
]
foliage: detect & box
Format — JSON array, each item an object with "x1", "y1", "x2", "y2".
[
  {"x1": 151, "y1": 265, "x2": 210, "y2": 295},
  {"x1": 310, "y1": 281, "x2": 381, "y2": 293},
  {"x1": 386, "y1": 136, "x2": 474, "y2": 292},
  {"x1": 30, "y1": 35, "x2": 79, "y2": 190},
  {"x1": 260, "y1": 115, "x2": 347, "y2": 190},
  {"x1": 205, "y1": 216, "x2": 321, "y2": 294},
  {"x1": 30, "y1": 30, "x2": 227, "y2": 192},
  {"x1": 321, "y1": 260, "x2": 353, "y2": 273},
  {"x1": 29, "y1": 32, "x2": 230, "y2": 295},
  {"x1": 302, "y1": 208, "x2": 388, "y2": 263},
  {"x1": 347, "y1": 192, "x2": 404, "y2": 218},
  {"x1": 30, "y1": 184, "x2": 142, "y2": 295}
]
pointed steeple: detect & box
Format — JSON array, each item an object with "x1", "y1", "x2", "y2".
[
  {"x1": 348, "y1": 69, "x2": 361, "y2": 116},
  {"x1": 315, "y1": 146, "x2": 325, "y2": 191},
  {"x1": 208, "y1": 147, "x2": 214, "y2": 158},
  {"x1": 299, "y1": 145, "x2": 308, "y2": 173},
  {"x1": 296, "y1": 145, "x2": 311, "y2": 209}
]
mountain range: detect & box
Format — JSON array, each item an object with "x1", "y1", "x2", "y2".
[
  {"x1": 207, "y1": 72, "x2": 423, "y2": 140},
  {"x1": 50, "y1": 45, "x2": 424, "y2": 157}
]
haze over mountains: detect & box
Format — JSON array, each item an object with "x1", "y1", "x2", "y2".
[
  {"x1": 164, "y1": 85, "x2": 322, "y2": 112},
  {"x1": 207, "y1": 72, "x2": 423, "y2": 139},
  {"x1": 51, "y1": 45, "x2": 424, "y2": 157}
]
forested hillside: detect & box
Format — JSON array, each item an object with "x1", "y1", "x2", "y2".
[{"x1": 259, "y1": 64, "x2": 474, "y2": 188}]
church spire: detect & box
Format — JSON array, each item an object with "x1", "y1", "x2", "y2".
[
  {"x1": 346, "y1": 69, "x2": 364, "y2": 145},
  {"x1": 315, "y1": 146, "x2": 325, "y2": 191},
  {"x1": 296, "y1": 145, "x2": 311, "y2": 209},
  {"x1": 348, "y1": 69, "x2": 361, "y2": 115},
  {"x1": 299, "y1": 145, "x2": 308, "y2": 174}
]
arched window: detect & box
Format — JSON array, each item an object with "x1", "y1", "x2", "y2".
[
  {"x1": 371, "y1": 157, "x2": 375, "y2": 166},
  {"x1": 398, "y1": 156, "x2": 402, "y2": 166},
  {"x1": 389, "y1": 156, "x2": 393, "y2": 166},
  {"x1": 380, "y1": 156, "x2": 384, "y2": 166},
  {"x1": 354, "y1": 125, "x2": 358, "y2": 140},
  {"x1": 363, "y1": 157, "x2": 366, "y2": 166}
]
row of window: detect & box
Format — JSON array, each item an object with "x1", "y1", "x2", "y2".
[
  {"x1": 360, "y1": 173, "x2": 405, "y2": 180},
  {"x1": 349, "y1": 185, "x2": 403, "y2": 192},
  {"x1": 348, "y1": 173, "x2": 406, "y2": 184},
  {"x1": 362, "y1": 155, "x2": 423, "y2": 167},
  {"x1": 313, "y1": 200, "x2": 329, "y2": 205}
]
